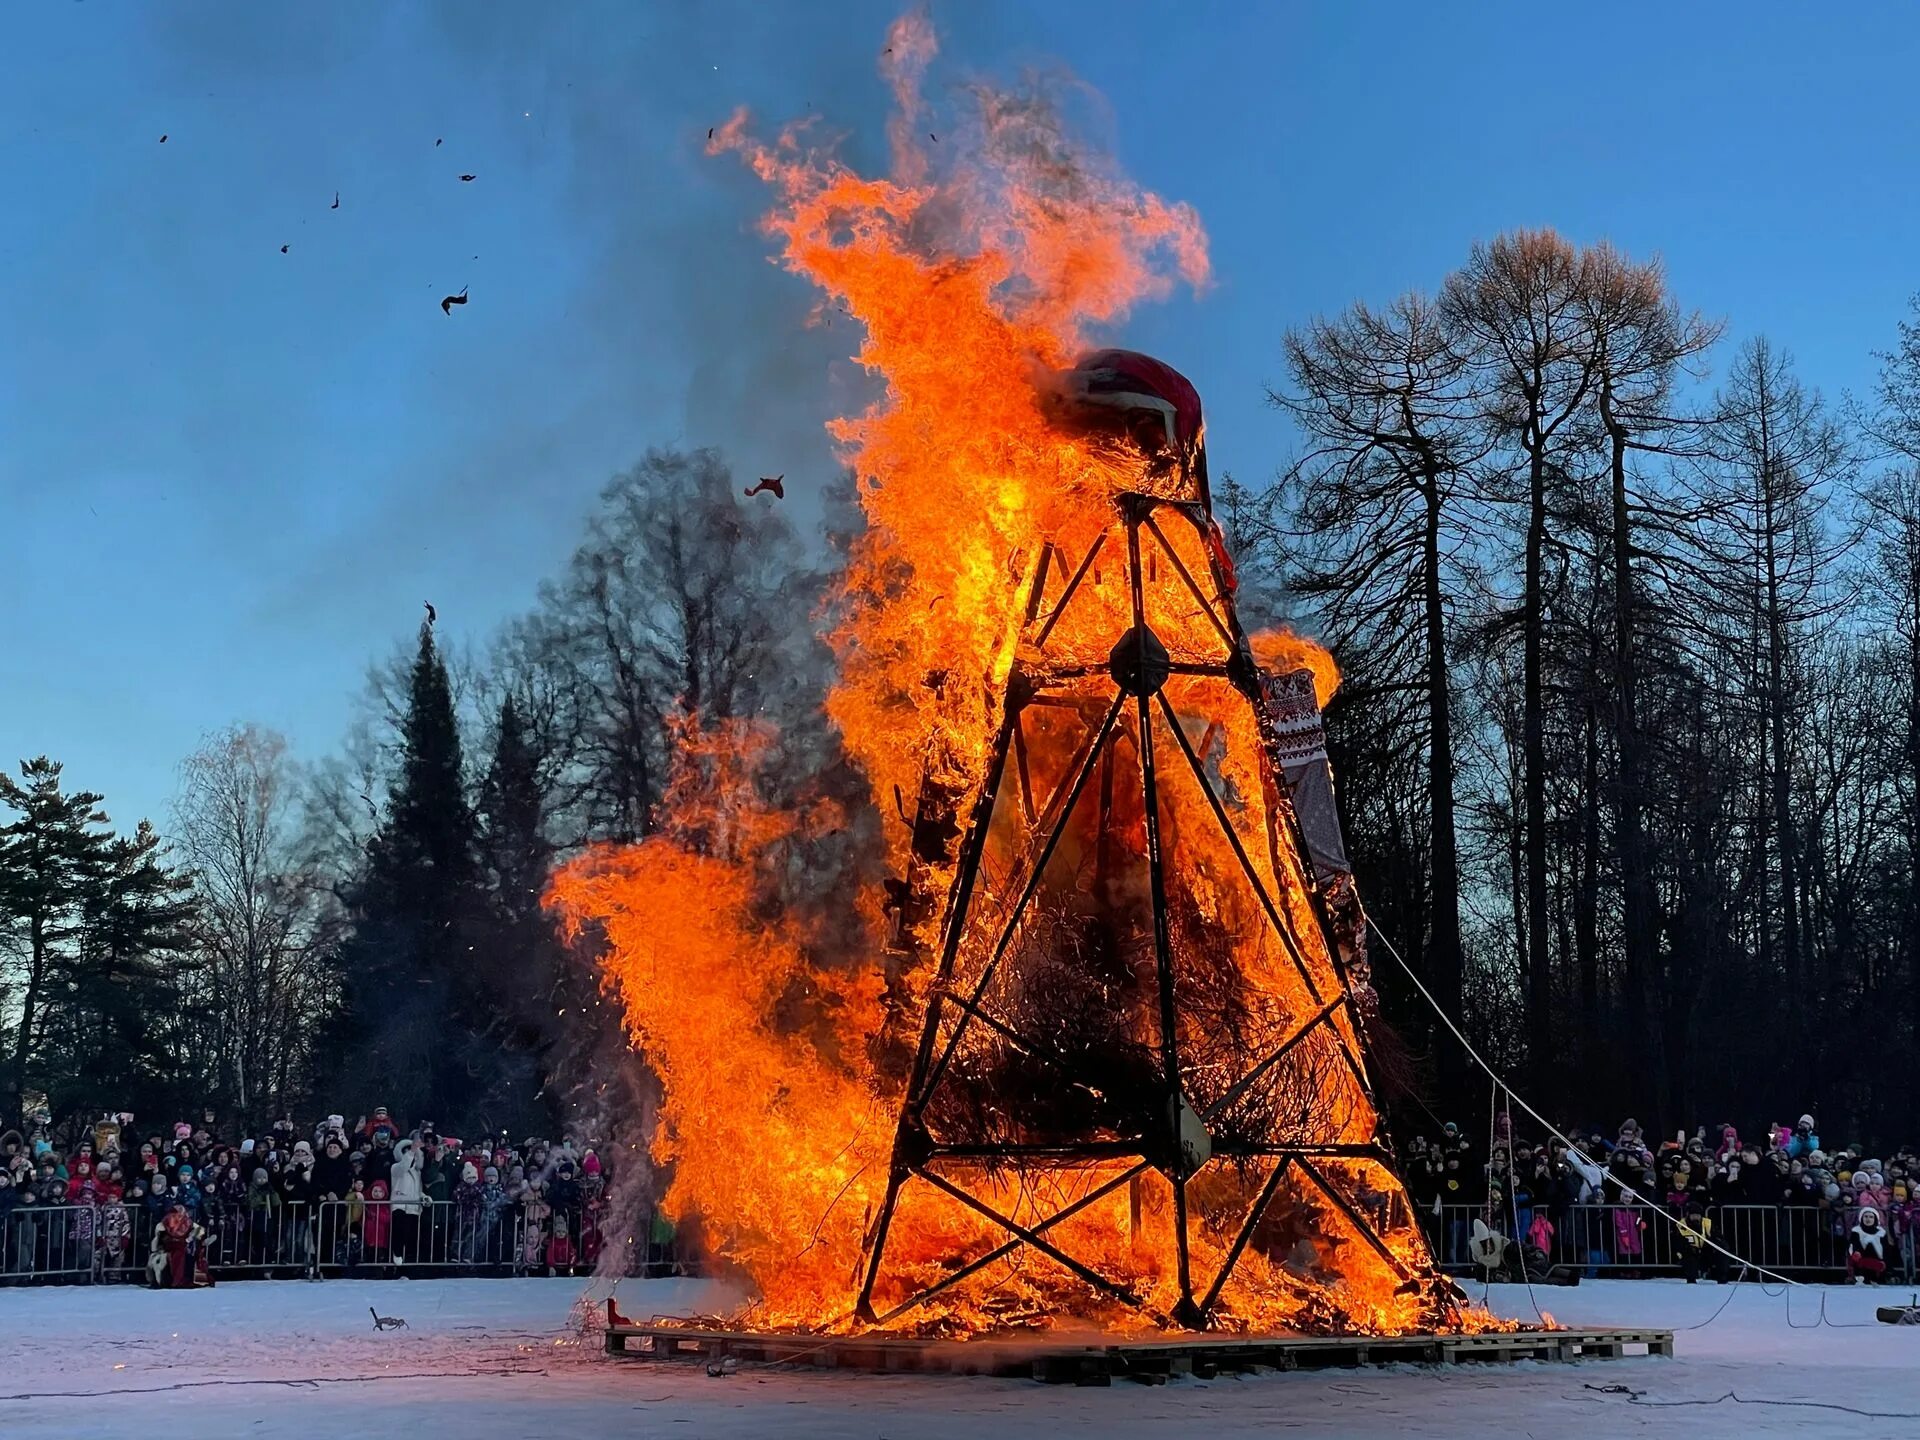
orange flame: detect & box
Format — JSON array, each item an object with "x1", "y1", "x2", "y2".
[
  {"x1": 1249, "y1": 628, "x2": 1341, "y2": 709},
  {"x1": 550, "y1": 14, "x2": 1486, "y2": 1340}
]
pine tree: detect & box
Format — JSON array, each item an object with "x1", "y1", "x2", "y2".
[
  {"x1": 0, "y1": 758, "x2": 117, "y2": 1124},
  {"x1": 47, "y1": 820, "x2": 198, "y2": 1119}
]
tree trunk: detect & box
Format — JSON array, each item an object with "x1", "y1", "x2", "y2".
[
  {"x1": 1601, "y1": 376, "x2": 1664, "y2": 1115},
  {"x1": 1421, "y1": 471, "x2": 1465, "y2": 1094},
  {"x1": 1522, "y1": 431, "x2": 1553, "y2": 1081}
]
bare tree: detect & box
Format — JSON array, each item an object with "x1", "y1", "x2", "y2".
[
  {"x1": 522, "y1": 447, "x2": 825, "y2": 843},
  {"x1": 1442, "y1": 229, "x2": 1598, "y2": 1074},
  {"x1": 173, "y1": 725, "x2": 341, "y2": 1123},
  {"x1": 1698, "y1": 341, "x2": 1852, "y2": 1058},
  {"x1": 1579, "y1": 243, "x2": 1722, "y2": 1106},
  {"x1": 1272, "y1": 291, "x2": 1482, "y2": 1087}
]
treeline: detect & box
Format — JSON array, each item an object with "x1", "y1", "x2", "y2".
[
  {"x1": 1, "y1": 449, "x2": 832, "y2": 1135},
  {"x1": 11, "y1": 228, "x2": 1918, "y2": 1146},
  {"x1": 1253, "y1": 227, "x2": 1920, "y2": 1139}
]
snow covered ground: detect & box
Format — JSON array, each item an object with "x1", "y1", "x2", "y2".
[{"x1": 2, "y1": 1275, "x2": 1916, "y2": 1437}]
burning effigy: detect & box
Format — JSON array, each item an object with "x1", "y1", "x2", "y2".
[{"x1": 547, "y1": 14, "x2": 1471, "y2": 1340}]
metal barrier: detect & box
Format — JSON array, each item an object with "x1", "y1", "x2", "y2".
[
  {"x1": 1428, "y1": 1201, "x2": 1918, "y2": 1281},
  {"x1": 1, "y1": 1203, "x2": 103, "y2": 1283},
  {"x1": 0, "y1": 1194, "x2": 684, "y2": 1285},
  {"x1": 308, "y1": 1198, "x2": 607, "y2": 1277},
  {"x1": 35, "y1": 1195, "x2": 1894, "y2": 1287}
]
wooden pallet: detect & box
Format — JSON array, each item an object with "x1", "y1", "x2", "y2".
[{"x1": 602, "y1": 1307, "x2": 1673, "y2": 1384}]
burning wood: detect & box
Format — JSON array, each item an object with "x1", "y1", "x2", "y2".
[{"x1": 547, "y1": 12, "x2": 1480, "y2": 1343}]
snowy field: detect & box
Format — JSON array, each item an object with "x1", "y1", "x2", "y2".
[{"x1": 2, "y1": 1276, "x2": 1917, "y2": 1437}]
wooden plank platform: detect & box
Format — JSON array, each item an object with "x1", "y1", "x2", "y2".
[{"x1": 602, "y1": 1313, "x2": 1674, "y2": 1384}]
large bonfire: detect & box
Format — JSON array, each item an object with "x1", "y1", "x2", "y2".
[{"x1": 548, "y1": 15, "x2": 1468, "y2": 1339}]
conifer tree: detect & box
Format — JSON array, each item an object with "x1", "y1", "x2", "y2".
[
  {"x1": 327, "y1": 622, "x2": 483, "y2": 1121},
  {"x1": 0, "y1": 758, "x2": 117, "y2": 1123}
]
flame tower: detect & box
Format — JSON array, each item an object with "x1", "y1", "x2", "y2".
[{"x1": 857, "y1": 352, "x2": 1453, "y2": 1335}]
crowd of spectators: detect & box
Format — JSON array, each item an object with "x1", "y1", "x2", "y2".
[
  {"x1": 0, "y1": 1106, "x2": 634, "y2": 1287},
  {"x1": 1403, "y1": 1111, "x2": 1919, "y2": 1284}
]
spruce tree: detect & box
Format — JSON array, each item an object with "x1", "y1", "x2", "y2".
[
  {"x1": 329, "y1": 622, "x2": 483, "y2": 1122},
  {"x1": 0, "y1": 758, "x2": 116, "y2": 1124},
  {"x1": 472, "y1": 695, "x2": 556, "y2": 1130}
]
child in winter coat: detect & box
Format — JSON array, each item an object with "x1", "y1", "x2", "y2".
[
  {"x1": 1611, "y1": 1196, "x2": 1646, "y2": 1272},
  {"x1": 519, "y1": 1181, "x2": 552, "y2": 1274},
  {"x1": 478, "y1": 1168, "x2": 510, "y2": 1264},
  {"x1": 1890, "y1": 1183, "x2": 1920, "y2": 1283},
  {"x1": 453, "y1": 1162, "x2": 483, "y2": 1262},
  {"x1": 546, "y1": 1211, "x2": 577, "y2": 1273},
  {"x1": 1850, "y1": 1206, "x2": 1890, "y2": 1284},
  {"x1": 363, "y1": 1179, "x2": 393, "y2": 1264},
  {"x1": 1677, "y1": 1202, "x2": 1719, "y2": 1283}
]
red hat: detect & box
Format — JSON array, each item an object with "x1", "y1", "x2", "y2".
[{"x1": 582, "y1": 1152, "x2": 601, "y2": 1176}]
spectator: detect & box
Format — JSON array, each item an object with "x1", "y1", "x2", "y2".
[
  {"x1": 454, "y1": 1162, "x2": 483, "y2": 1261},
  {"x1": 1849, "y1": 1206, "x2": 1890, "y2": 1284},
  {"x1": 1787, "y1": 1114, "x2": 1820, "y2": 1159},
  {"x1": 1678, "y1": 1201, "x2": 1718, "y2": 1283},
  {"x1": 389, "y1": 1136, "x2": 424, "y2": 1270},
  {"x1": 364, "y1": 1178, "x2": 393, "y2": 1266}
]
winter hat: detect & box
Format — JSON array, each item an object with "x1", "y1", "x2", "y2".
[
  {"x1": 1867, "y1": 1158, "x2": 1885, "y2": 1175},
  {"x1": 179, "y1": 1164, "x2": 195, "y2": 1181},
  {"x1": 173, "y1": 1122, "x2": 192, "y2": 1141},
  {"x1": 461, "y1": 1162, "x2": 478, "y2": 1185},
  {"x1": 1798, "y1": 1114, "x2": 1815, "y2": 1129},
  {"x1": 484, "y1": 1165, "x2": 499, "y2": 1182},
  {"x1": 252, "y1": 1168, "x2": 269, "y2": 1185},
  {"x1": 373, "y1": 1106, "x2": 390, "y2": 1118},
  {"x1": 1824, "y1": 1182, "x2": 1842, "y2": 1201},
  {"x1": 583, "y1": 1152, "x2": 602, "y2": 1176},
  {"x1": 1861, "y1": 1207, "x2": 1881, "y2": 1226},
  {"x1": 1896, "y1": 1183, "x2": 1911, "y2": 1201},
  {"x1": 370, "y1": 1180, "x2": 388, "y2": 1198},
  {"x1": 292, "y1": 1141, "x2": 313, "y2": 1162}
]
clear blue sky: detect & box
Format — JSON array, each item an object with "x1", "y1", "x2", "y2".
[{"x1": 4, "y1": 2, "x2": 1917, "y2": 833}]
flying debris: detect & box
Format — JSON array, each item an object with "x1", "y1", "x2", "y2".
[
  {"x1": 424, "y1": 601, "x2": 438, "y2": 626},
  {"x1": 435, "y1": 137, "x2": 443, "y2": 147},
  {"x1": 459, "y1": 174, "x2": 476, "y2": 182},
  {"x1": 929, "y1": 132, "x2": 937, "y2": 142},
  {"x1": 743, "y1": 474, "x2": 784, "y2": 499},
  {"x1": 440, "y1": 286, "x2": 468, "y2": 315},
  {"x1": 158, "y1": 134, "x2": 168, "y2": 143},
  {"x1": 708, "y1": 127, "x2": 714, "y2": 140},
  {"x1": 331, "y1": 191, "x2": 340, "y2": 210},
  {"x1": 280, "y1": 245, "x2": 290, "y2": 254}
]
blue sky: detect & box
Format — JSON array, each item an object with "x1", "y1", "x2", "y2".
[{"x1": 3, "y1": 2, "x2": 1917, "y2": 832}]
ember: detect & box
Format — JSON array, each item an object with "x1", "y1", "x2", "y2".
[{"x1": 547, "y1": 13, "x2": 1480, "y2": 1340}]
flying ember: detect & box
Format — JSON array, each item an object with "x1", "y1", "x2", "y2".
[{"x1": 546, "y1": 12, "x2": 1474, "y2": 1338}]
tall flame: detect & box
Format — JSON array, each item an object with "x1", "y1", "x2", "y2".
[{"x1": 550, "y1": 14, "x2": 1471, "y2": 1339}]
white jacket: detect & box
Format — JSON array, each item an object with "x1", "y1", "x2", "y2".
[{"x1": 390, "y1": 1139, "x2": 424, "y2": 1216}]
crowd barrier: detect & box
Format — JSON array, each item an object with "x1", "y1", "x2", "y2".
[
  {"x1": 13, "y1": 1197, "x2": 1906, "y2": 1287},
  {"x1": 0, "y1": 1199, "x2": 690, "y2": 1285},
  {"x1": 1427, "y1": 1202, "x2": 1919, "y2": 1280}
]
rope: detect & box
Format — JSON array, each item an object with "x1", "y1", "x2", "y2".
[
  {"x1": 1501, "y1": 1084, "x2": 1547, "y2": 1323},
  {"x1": 1363, "y1": 911, "x2": 1806, "y2": 1289},
  {"x1": 1584, "y1": 1383, "x2": 1920, "y2": 1419}
]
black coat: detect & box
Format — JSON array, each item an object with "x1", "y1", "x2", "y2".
[{"x1": 310, "y1": 1152, "x2": 353, "y2": 1203}]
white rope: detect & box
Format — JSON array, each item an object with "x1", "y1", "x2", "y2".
[
  {"x1": 1363, "y1": 909, "x2": 1806, "y2": 1289},
  {"x1": 1503, "y1": 1084, "x2": 1548, "y2": 1322}
]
